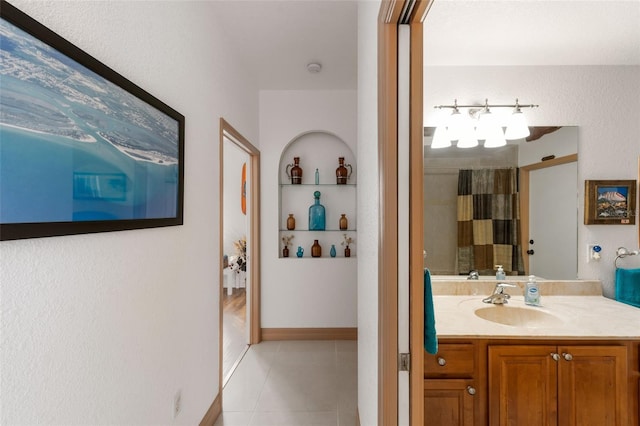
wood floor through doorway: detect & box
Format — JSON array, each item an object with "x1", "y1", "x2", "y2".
[{"x1": 223, "y1": 288, "x2": 247, "y2": 382}]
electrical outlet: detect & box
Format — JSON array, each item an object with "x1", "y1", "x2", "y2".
[
  {"x1": 173, "y1": 389, "x2": 182, "y2": 419},
  {"x1": 587, "y1": 244, "x2": 601, "y2": 262}
]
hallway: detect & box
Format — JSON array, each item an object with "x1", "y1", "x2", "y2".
[{"x1": 215, "y1": 340, "x2": 358, "y2": 426}]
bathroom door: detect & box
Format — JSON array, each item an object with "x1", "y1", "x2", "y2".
[{"x1": 529, "y1": 161, "x2": 578, "y2": 279}]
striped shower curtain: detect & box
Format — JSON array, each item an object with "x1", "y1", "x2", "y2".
[{"x1": 457, "y1": 168, "x2": 525, "y2": 275}]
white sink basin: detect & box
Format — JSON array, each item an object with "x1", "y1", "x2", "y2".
[{"x1": 474, "y1": 305, "x2": 560, "y2": 327}]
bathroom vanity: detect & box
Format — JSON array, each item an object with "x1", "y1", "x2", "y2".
[{"x1": 425, "y1": 279, "x2": 640, "y2": 426}]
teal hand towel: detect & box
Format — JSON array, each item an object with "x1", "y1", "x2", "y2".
[
  {"x1": 424, "y1": 269, "x2": 438, "y2": 354},
  {"x1": 616, "y1": 268, "x2": 640, "y2": 308}
]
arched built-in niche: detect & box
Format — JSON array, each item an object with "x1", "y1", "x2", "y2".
[{"x1": 278, "y1": 131, "x2": 357, "y2": 258}]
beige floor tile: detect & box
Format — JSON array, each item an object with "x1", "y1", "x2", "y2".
[
  {"x1": 214, "y1": 411, "x2": 253, "y2": 426},
  {"x1": 222, "y1": 340, "x2": 357, "y2": 426}
]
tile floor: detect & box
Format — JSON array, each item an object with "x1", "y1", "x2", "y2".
[{"x1": 215, "y1": 340, "x2": 357, "y2": 426}]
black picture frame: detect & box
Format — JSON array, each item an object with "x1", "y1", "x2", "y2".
[{"x1": 0, "y1": 1, "x2": 185, "y2": 241}]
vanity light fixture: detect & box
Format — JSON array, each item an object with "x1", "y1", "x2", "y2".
[
  {"x1": 432, "y1": 98, "x2": 538, "y2": 149},
  {"x1": 504, "y1": 100, "x2": 531, "y2": 140},
  {"x1": 431, "y1": 125, "x2": 452, "y2": 149}
]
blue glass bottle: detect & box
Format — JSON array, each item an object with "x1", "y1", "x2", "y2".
[
  {"x1": 308, "y1": 191, "x2": 326, "y2": 231},
  {"x1": 330, "y1": 244, "x2": 337, "y2": 257}
]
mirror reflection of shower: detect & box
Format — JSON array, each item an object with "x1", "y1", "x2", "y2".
[{"x1": 423, "y1": 126, "x2": 578, "y2": 279}]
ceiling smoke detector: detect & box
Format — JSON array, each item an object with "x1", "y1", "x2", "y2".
[{"x1": 307, "y1": 62, "x2": 322, "y2": 74}]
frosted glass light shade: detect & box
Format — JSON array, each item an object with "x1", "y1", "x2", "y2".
[
  {"x1": 446, "y1": 109, "x2": 464, "y2": 141},
  {"x1": 483, "y1": 125, "x2": 507, "y2": 148},
  {"x1": 475, "y1": 110, "x2": 495, "y2": 140},
  {"x1": 431, "y1": 126, "x2": 451, "y2": 149},
  {"x1": 456, "y1": 114, "x2": 478, "y2": 148},
  {"x1": 505, "y1": 109, "x2": 530, "y2": 140}
]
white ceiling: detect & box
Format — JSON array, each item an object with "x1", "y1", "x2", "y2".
[
  {"x1": 212, "y1": 0, "x2": 357, "y2": 90},
  {"x1": 213, "y1": 0, "x2": 639, "y2": 90},
  {"x1": 424, "y1": 0, "x2": 640, "y2": 66}
]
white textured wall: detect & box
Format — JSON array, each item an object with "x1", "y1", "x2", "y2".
[
  {"x1": 424, "y1": 65, "x2": 640, "y2": 297},
  {"x1": 357, "y1": 1, "x2": 380, "y2": 425},
  {"x1": 259, "y1": 90, "x2": 357, "y2": 328},
  {"x1": 0, "y1": 1, "x2": 258, "y2": 424}
]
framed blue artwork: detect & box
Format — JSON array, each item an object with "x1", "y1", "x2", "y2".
[
  {"x1": 584, "y1": 180, "x2": 636, "y2": 225},
  {"x1": 0, "y1": 1, "x2": 185, "y2": 240}
]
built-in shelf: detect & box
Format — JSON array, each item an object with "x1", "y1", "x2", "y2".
[{"x1": 279, "y1": 131, "x2": 356, "y2": 259}]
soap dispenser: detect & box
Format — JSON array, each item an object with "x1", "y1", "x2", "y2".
[
  {"x1": 495, "y1": 265, "x2": 506, "y2": 281},
  {"x1": 525, "y1": 275, "x2": 541, "y2": 306}
]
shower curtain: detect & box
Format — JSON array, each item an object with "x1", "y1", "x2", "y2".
[{"x1": 457, "y1": 168, "x2": 525, "y2": 275}]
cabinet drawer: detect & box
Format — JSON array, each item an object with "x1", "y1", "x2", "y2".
[{"x1": 425, "y1": 343, "x2": 476, "y2": 378}]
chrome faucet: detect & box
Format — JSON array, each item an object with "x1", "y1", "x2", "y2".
[
  {"x1": 467, "y1": 270, "x2": 479, "y2": 280},
  {"x1": 483, "y1": 283, "x2": 517, "y2": 304}
]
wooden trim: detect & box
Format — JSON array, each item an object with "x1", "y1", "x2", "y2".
[
  {"x1": 408, "y1": 3, "x2": 431, "y2": 426},
  {"x1": 378, "y1": 2, "x2": 431, "y2": 425},
  {"x1": 218, "y1": 118, "x2": 261, "y2": 402},
  {"x1": 521, "y1": 153, "x2": 578, "y2": 172},
  {"x1": 261, "y1": 327, "x2": 357, "y2": 341},
  {"x1": 378, "y1": 2, "x2": 403, "y2": 425},
  {"x1": 199, "y1": 392, "x2": 222, "y2": 426},
  {"x1": 220, "y1": 118, "x2": 261, "y2": 345},
  {"x1": 519, "y1": 154, "x2": 578, "y2": 273}
]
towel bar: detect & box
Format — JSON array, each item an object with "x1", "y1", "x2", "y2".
[{"x1": 615, "y1": 247, "x2": 640, "y2": 268}]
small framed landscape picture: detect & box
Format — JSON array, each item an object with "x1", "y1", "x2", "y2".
[{"x1": 584, "y1": 180, "x2": 636, "y2": 225}]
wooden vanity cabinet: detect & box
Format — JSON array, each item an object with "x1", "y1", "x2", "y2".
[
  {"x1": 424, "y1": 341, "x2": 482, "y2": 426},
  {"x1": 424, "y1": 339, "x2": 639, "y2": 426},
  {"x1": 488, "y1": 343, "x2": 632, "y2": 426}
]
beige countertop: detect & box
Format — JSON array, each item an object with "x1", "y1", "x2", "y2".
[{"x1": 431, "y1": 279, "x2": 640, "y2": 340}]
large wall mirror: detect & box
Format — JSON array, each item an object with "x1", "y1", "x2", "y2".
[{"x1": 423, "y1": 126, "x2": 578, "y2": 279}]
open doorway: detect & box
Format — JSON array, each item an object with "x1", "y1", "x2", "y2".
[{"x1": 219, "y1": 118, "x2": 261, "y2": 388}]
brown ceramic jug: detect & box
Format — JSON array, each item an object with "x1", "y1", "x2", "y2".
[
  {"x1": 286, "y1": 157, "x2": 303, "y2": 184},
  {"x1": 336, "y1": 157, "x2": 352, "y2": 185}
]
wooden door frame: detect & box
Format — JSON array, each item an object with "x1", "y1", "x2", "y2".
[
  {"x1": 378, "y1": 1, "x2": 432, "y2": 425},
  {"x1": 519, "y1": 153, "x2": 578, "y2": 274},
  {"x1": 218, "y1": 118, "x2": 261, "y2": 393}
]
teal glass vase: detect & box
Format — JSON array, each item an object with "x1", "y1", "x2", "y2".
[
  {"x1": 330, "y1": 244, "x2": 337, "y2": 257},
  {"x1": 308, "y1": 191, "x2": 326, "y2": 231}
]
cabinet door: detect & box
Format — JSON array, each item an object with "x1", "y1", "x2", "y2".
[
  {"x1": 424, "y1": 379, "x2": 475, "y2": 426},
  {"x1": 557, "y1": 345, "x2": 628, "y2": 426},
  {"x1": 488, "y1": 345, "x2": 558, "y2": 426}
]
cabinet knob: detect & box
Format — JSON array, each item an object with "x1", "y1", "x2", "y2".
[
  {"x1": 562, "y1": 352, "x2": 573, "y2": 361},
  {"x1": 466, "y1": 386, "x2": 476, "y2": 395},
  {"x1": 437, "y1": 357, "x2": 446, "y2": 366},
  {"x1": 551, "y1": 352, "x2": 560, "y2": 361}
]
